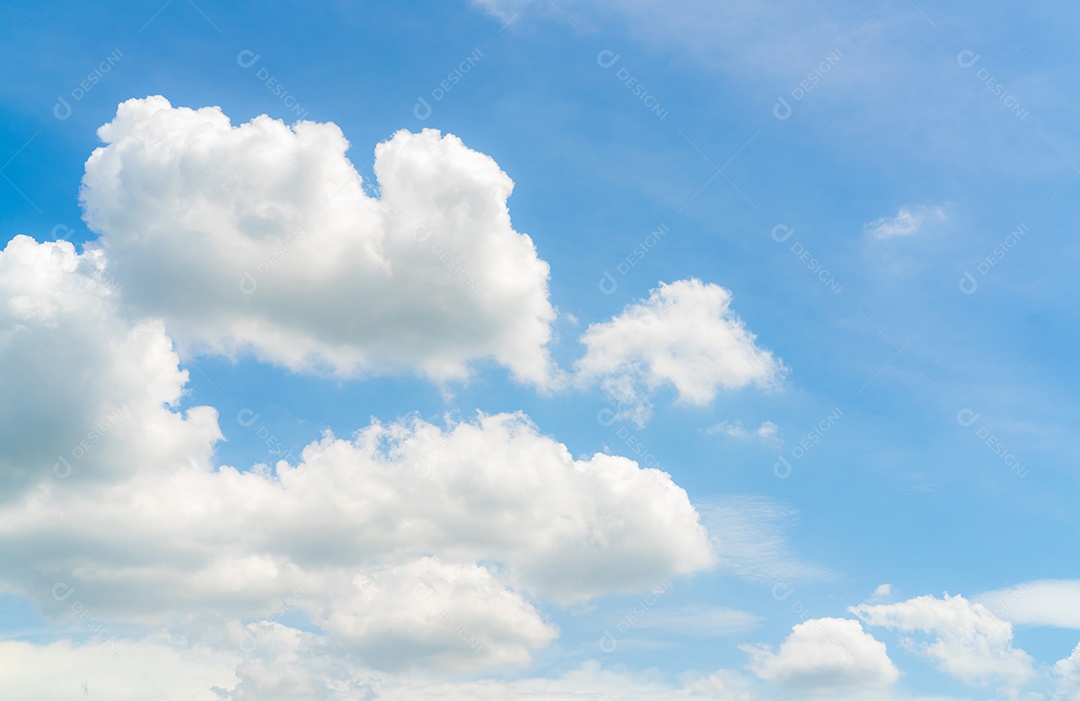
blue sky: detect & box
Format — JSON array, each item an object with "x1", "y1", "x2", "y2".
[{"x1": 1, "y1": 1, "x2": 1079, "y2": 699}]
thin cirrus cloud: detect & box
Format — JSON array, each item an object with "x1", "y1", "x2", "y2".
[
  {"x1": 696, "y1": 496, "x2": 830, "y2": 585},
  {"x1": 705, "y1": 419, "x2": 781, "y2": 445},
  {"x1": 864, "y1": 205, "x2": 946, "y2": 239}
]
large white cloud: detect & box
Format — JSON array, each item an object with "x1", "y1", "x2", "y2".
[
  {"x1": 576, "y1": 279, "x2": 785, "y2": 425},
  {"x1": 0, "y1": 235, "x2": 220, "y2": 501},
  {"x1": 0, "y1": 235, "x2": 714, "y2": 674},
  {"x1": 0, "y1": 634, "x2": 760, "y2": 701},
  {"x1": 3, "y1": 411, "x2": 713, "y2": 619},
  {"x1": 851, "y1": 594, "x2": 1035, "y2": 688},
  {"x1": 79, "y1": 96, "x2": 557, "y2": 385},
  {"x1": 741, "y1": 618, "x2": 899, "y2": 692}
]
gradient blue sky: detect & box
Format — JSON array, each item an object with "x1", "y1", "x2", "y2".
[{"x1": 1, "y1": 1, "x2": 1079, "y2": 699}]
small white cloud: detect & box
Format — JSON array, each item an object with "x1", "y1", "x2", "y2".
[
  {"x1": 741, "y1": 617, "x2": 899, "y2": 692},
  {"x1": 873, "y1": 583, "x2": 893, "y2": 598},
  {"x1": 851, "y1": 593, "x2": 1035, "y2": 688},
  {"x1": 575, "y1": 279, "x2": 786, "y2": 426},
  {"x1": 706, "y1": 420, "x2": 780, "y2": 446},
  {"x1": 864, "y1": 205, "x2": 946, "y2": 239}
]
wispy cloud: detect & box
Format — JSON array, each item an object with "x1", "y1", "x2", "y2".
[
  {"x1": 864, "y1": 205, "x2": 946, "y2": 239},
  {"x1": 705, "y1": 419, "x2": 781, "y2": 446}
]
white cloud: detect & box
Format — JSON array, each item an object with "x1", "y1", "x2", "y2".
[
  {"x1": 80, "y1": 96, "x2": 557, "y2": 385},
  {"x1": 0, "y1": 637, "x2": 238, "y2": 701},
  {"x1": 874, "y1": 583, "x2": 893, "y2": 598},
  {"x1": 1054, "y1": 643, "x2": 1080, "y2": 701},
  {"x1": 0, "y1": 236, "x2": 716, "y2": 672},
  {"x1": 0, "y1": 235, "x2": 220, "y2": 501},
  {"x1": 864, "y1": 206, "x2": 946, "y2": 239},
  {"x1": 976, "y1": 580, "x2": 1080, "y2": 628},
  {"x1": 576, "y1": 279, "x2": 785, "y2": 426},
  {"x1": 0, "y1": 637, "x2": 759, "y2": 701},
  {"x1": 0, "y1": 410, "x2": 713, "y2": 656},
  {"x1": 706, "y1": 420, "x2": 780, "y2": 445},
  {"x1": 309, "y1": 557, "x2": 557, "y2": 670},
  {"x1": 851, "y1": 594, "x2": 1035, "y2": 688},
  {"x1": 741, "y1": 618, "x2": 899, "y2": 692}
]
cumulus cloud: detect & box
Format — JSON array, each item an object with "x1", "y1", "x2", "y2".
[
  {"x1": 80, "y1": 96, "x2": 556, "y2": 385},
  {"x1": 0, "y1": 235, "x2": 716, "y2": 674},
  {"x1": 1054, "y1": 643, "x2": 1080, "y2": 701},
  {"x1": 0, "y1": 637, "x2": 238, "y2": 701},
  {"x1": 0, "y1": 636, "x2": 758, "y2": 701},
  {"x1": 741, "y1": 618, "x2": 899, "y2": 692},
  {"x1": 0, "y1": 235, "x2": 220, "y2": 501},
  {"x1": 864, "y1": 205, "x2": 946, "y2": 239},
  {"x1": 976, "y1": 580, "x2": 1080, "y2": 628},
  {"x1": 851, "y1": 594, "x2": 1035, "y2": 688},
  {"x1": 576, "y1": 279, "x2": 785, "y2": 426},
  {"x1": 1, "y1": 411, "x2": 713, "y2": 662}
]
